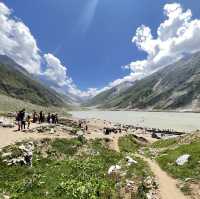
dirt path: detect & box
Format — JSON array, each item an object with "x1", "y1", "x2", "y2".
[
  {"x1": 106, "y1": 135, "x2": 188, "y2": 199},
  {"x1": 0, "y1": 124, "x2": 71, "y2": 149},
  {"x1": 107, "y1": 134, "x2": 121, "y2": 152},
  {"x1": 139, "y1": 155, "x2": 189, "y2": 199},
  {"x1": 107, "y1": 134, "x2": 189, "y2": 199}
]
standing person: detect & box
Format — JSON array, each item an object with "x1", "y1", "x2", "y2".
[
  {"x1": 19, "y1": 109, "x2": 26, "y2": 130},
  {"x1": 47, "y1": 113, "x2": 51, "y2": 123},
  {"x1": 26, "y1": 115, "x2": 31, "y2": 129},
  {"x1": 42, "y1": 113, "x2": 45, "y2": 123},
  {"x1": 51, "y1": 114, "x2": 55, "y2": 124},
  {"x1": 79, "y1": 121, "x2": 82, "y2": 128},
  {"x1": 85, "y1": 125, "x2": 88, "y2": 132},
  {"x1": 32, "y1": 111, "x2": 37, "y2": 123},
  {"x1": 55, "y1": 114, "x2": 58, "y2": 124},
  {"x1": 39, "y1": 111, "x2": 43, "y2": 124},
  {"x1": 16, "y1": 111, "x2": 21, "y2": 131}
]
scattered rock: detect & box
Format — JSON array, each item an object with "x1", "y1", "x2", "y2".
[
  {"x1": 176, "y1": 154, "x2": 190, "y2": 166},
  {"x1": 3, "y1": 195, "x2": 10, "y2": 199},
  {"x1": 2, "y1": 142, "x2": 34, "y2": 167},
  {"x1": 50, "y1": 128, "x2": 55, "y2": 134},
  {"x1": 1, "y1": 152, "x2": 12, "y2": 158},
  {"x1": 0, "y1": 117, "x2": 14, "y2": 128},
  {"x1": 77, "y1": 130, "x2": 84, "y2": 136},
  {"x1": 143, "y1": 176, "x2": 160, "y2": 199},
  {"x1": 144, "y1": 176, "x2": 155, "y2": 189},
  {"x1": 108, "y1": 165, "x2": 121, "y2": 175},
  {"x1": 146, "y1": 189, "x2": 160, "y2": 199},
  {"x1": 125, "y1": 180, "x2": 135, "y2": 192},
  {"x1": 125, "y1": 156, "x2": 137, "y2": 166}
]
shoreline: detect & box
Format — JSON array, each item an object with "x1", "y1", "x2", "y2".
[
  {"x1": 77, "y1": 107, "x2": 200, "y2": 114},
  {"x1": 69, "y1": 110, "x2": 200, "y2": 133}
]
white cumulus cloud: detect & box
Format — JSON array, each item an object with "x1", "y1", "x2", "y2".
[
  {"x1": 43, "y1": 53, "x2": 69, "y2": 87},
  {"x1": 0, "y1": 2, "x2": 41, "y2": 74},
  {"x1": 98, "y1": 2, "x2": 200, "y2": 96},
  {"x1": 128, "y1": 2, "x2": 200, "y2": 76}
]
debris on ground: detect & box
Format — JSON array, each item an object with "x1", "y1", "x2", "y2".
[
  {"x1": 108, "y1": 165, "x2": 121, "y2": 175},
  {"x1": 176, "y1": 154, "x2": 190, "y2": 166},
  {"x1": 125, "y1": 180, "x2": 135, "y2": 192},
  {"x1": 0, "y1": 117, "x2": 14, "y2": 128},
  {"x1": 143, "y1": 176, "x2": 160, "y2": 199},
  {"x1": 2, "y1": 142, "x2": 34, "y2": 166},
  {"x1": 125, "y1": 156, "x2": 138, "y2": 166}
]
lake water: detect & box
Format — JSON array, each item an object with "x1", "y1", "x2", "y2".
[{"x1": 70, "y1": 111, "x2": 200, "y2": 132}]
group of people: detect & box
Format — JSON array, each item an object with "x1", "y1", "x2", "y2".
[
  {"x1": 78, "y1": 120, "x2": 88, "y2": 131},
  {"x1": 16, "y1": 109, "x2": 29, "y2": 131},
  {"x1": 16, "y1": 109, "x2": 59, "y2": 131}
]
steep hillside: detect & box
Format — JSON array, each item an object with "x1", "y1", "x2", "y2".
[
  {"x1": 84, "y1": 81, "x2": 134, "y2": 107},
  {"x1": 88, "y1": 52, "x2": 200, "y2": 111},
  {"x1": 0, "y1": 55, "x2": 68, "y2": 107}
]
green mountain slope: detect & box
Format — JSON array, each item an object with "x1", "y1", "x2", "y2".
[
  {"x1": 84, "y1": 81, "x2": 134, "y2": 107},
  {"x1": 0, "y1": 55, "x2": 68, "y2": 107},
  {"x1": 87, "y1": 52, "x2": 200, "y2": 111}
]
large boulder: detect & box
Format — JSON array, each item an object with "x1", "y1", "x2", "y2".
[{"x1": 176, "y1": 154, "x2": 190, "y2": 166}]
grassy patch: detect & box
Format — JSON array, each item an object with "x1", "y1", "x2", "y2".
[
  {"x1": 156, "y1": 141, "x2": 200, "y2": 180},
  {"x1": 51, "y1": 138, "x2": 83, "y2": 156},
  {"x1": 118, "y1": 135, "x2": 152, "y2": 187},
  {"x1": 151, "y1": 138, "x2": 177, "y2": 148},
  {"x1": 0, "y1": 137, "x2": 151, "y2": 199},
  {"x1": 118, "y1": 135, "x2": 141, "y2": 153},
  {"x1": 0, "y1": 139, "x2": 120, "y2": 198}
]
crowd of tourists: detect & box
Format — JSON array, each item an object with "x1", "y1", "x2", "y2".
[{"x1": 16, "y1": 109, "x2": 58, "y2": 131}]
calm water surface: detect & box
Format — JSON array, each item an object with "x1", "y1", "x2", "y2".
[{"x1": 70, "y1": 111, "x2": 200, "y2": 132}]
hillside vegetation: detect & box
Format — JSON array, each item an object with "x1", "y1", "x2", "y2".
[
  {"x1": 0, "y1": 137, "x2": 152, "y2": 199},
  {"x1": 0, "y1": 55, "x2": 68, "y2": 108},
  {"x1": 87, "y1": 52, "x2": 200, "y2": 111},
  {"x1": 0, "y1": 94, "x2": 70, "y2": 116}
]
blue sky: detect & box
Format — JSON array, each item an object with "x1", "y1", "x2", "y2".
[{"x1": 1, "y1": 0, "x2": 200, "y2": 96}]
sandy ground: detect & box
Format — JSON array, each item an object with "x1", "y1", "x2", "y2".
[
  {"x1": 0, "y1": 117, "x2": 191, "y2": 199},
  {"x1": 0, "y1": 123, "x2": 71, "y2": 149}
]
